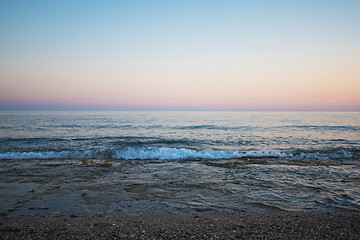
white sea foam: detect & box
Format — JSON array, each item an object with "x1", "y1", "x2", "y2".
[
  {"x1": 0, "y1": 148, "x2": 353, "y2": 160},
  {"x1": 113, "y1": 148, "x2": 291, "y2": 160},
  {"x1": 294, "y1": 150, "x2": 352, "y2": 159},
  {"x1": 0, "y1": 151, "x2": 96, "y2": 160}
]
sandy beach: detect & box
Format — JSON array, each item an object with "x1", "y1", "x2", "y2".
[{"x1": 1, "y1": 211, "x2": 359, "y2": 239}]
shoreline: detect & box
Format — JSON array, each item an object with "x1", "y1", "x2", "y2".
[{"x1": 1, "y1": 210, "x2": 359, "y2": 239}]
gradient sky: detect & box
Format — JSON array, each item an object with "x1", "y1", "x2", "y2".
[{"x1": 0, "y1": 0, "x2": 359, "y2": 111}]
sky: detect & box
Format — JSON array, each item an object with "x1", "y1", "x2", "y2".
[{"x1": 0, "y1": 0, "x2": 359, "y2": 111}]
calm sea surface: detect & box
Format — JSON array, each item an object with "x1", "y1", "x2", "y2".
[{"x1": 0, "y1": 111, "x2": 359, "y2": 218}]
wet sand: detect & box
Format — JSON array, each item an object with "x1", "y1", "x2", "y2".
[{"x1": 1, "y1": 211, "x2": 359, "y2": 239}]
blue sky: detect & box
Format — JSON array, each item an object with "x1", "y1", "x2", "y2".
[{"x1": 1, "y1": 0, "x2": 359, "y2": 110}]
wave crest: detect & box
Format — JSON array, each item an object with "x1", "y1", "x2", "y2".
[{"x1": 0, "y1": 148, "x2": 353, "y2": 160}]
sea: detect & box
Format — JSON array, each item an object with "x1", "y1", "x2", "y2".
[{"x1": 0, "y1": 111, "x2": 359, "y2": 218}]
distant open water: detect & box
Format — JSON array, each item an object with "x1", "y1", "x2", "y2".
[{"x1": 0, "y1": 111, "x2": 359, "y2": 218}]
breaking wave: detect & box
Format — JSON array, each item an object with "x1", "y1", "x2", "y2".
[{"x1": 0, "y1": 148, "x2": 353, "y2": 160}]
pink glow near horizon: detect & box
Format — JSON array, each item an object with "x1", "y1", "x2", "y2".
[{"x1": 1, "y1": 1, "x2": 359, "y2": 111}]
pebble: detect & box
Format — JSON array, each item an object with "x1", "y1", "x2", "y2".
[{"x1": 0, "y1": 211, "x2": 358, "y2": 239}]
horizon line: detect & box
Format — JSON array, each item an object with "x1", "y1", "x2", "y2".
[{"x1": 0, "y1": 105, "x2": 359, "y2": 112}]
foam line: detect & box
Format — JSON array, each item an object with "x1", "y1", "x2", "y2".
[{"x1": 0, "y1": 148, "x2": 353, "y2": 160}]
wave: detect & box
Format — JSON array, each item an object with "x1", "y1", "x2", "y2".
[
  {"x1": 114, "y1": 148, "x2": 292, "y2": 160},
  {"x1": 280, "y1": 125, "x2": 359, "y2": 131},
  {"x1": 176, "y1": 125, "x2": 218, "y2": 130},
  {"x1": 168, "y1": 124, "x2": 359, "y2": 131},
  {"x1": 0, "y1": 148, "x2": 353, "y2": 160},
  {"x1": 295, "y1": 151, "x2": 353, "y2": 159},
  {"x1": 174, "y1": 125, "x2": 253, "y2": 131}
]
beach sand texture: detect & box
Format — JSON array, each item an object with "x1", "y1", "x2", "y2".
[{"x1": 1, "y1": 211, "x2": 359, "y2": 239}]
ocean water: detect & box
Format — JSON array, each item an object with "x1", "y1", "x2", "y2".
[{"x1": 0, "y1": 111, "x2": 359, "y2": 218}]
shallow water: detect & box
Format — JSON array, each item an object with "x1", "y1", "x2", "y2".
[{"x1": 0, "y1": 111, "x2": 359, "y2": 218}]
